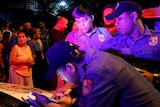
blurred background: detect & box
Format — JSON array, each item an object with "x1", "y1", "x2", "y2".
[{"x1": 0, "y1": 0, "x2": 159, "y2": 29}]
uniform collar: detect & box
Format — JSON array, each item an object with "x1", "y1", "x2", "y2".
[
  {"x1": 123, "y1": 25, "x2": 152, "y2": 41},
  {"x1": 143, "y1": 24, "x2": 153, "y2": 36},
  {"x1": 78, "y1": 27, "x2": 98, "y2": 38}
]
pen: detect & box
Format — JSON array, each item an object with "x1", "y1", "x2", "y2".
[
  {"x1": 54, "y1": 89, "x2": 72, "y2": 99},
  {"x1": 48, "y1": 89, "x2": 71, "y2": 104},
  {"x1": 63, "y1": 89, "x2": 72, "y2": 95}
]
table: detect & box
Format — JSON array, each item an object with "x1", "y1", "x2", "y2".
[{"x1": 0, "y1": 82, "x2": 53, "y2": 107}]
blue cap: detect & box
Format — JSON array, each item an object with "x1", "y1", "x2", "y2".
[
  {"x1": 44, "y1": 40, "x2": 79, "y2": 81},
  {"x1": 106, "y1": 1, "x2": 142, "y2": 20}
]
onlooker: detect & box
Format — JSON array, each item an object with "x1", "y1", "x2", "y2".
[
  {"x1": 1, "y1": 20, "x2": 12, "y2": 40},
  {"x1": 27, "y1": 27, "x2": 45, "y2": 89},
  {"x1": 36, "y1": 35, "x2": 43, "y2": 51},
  {"x1": 71, "y1": 22, "x2": 78, "y2": 31},
  {"x1": 23, "y1": 21, "x2": 32, "y2": 40},
  {"x1": 9, "y1": 30, "x2": 34, "y2": 87},
  {"x1": 48, "y1": 16, "x2": 68, "y2": 90},
  {"x1": 38, "y1": 21, "x2": 49, "y2": 53},
  {"x1": 0, "y1": 39, "x2": 5, "y2": 82},
  {"x1": 27, "y1": 27, "x2": 44, "y2": 59},
  {"x1": 1, "y1": 31, "x2": 10, "y2": 80},
  {"x1": 23, "y1": 21, "x2": 32, "y2": 32},
  {"x1": 30, "y1": 41, "x2": 160, "y2": 107},
  {"x1": 4, "y1": 21, "x2": 23, "y2": 81},
  {"x1": 65, "y1": 5, "x2": 112, "y2": 51},
  {"x1": 1, "y1": 32, "x2": 10, "y2": 58},
  {"x1": 105, "y1": 1, "x2": 160, "y2": 91},
  {"x1": 49, "y1": 16, "x2": 68, "y2": 47},
  {"x1": 102, "y1": 4, "x2": 117, "y2": 36},
  {"x1": 7, "y1": 21, "x2": 24, "y2": 54}
]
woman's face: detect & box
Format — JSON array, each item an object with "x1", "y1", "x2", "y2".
[
  {"x1": 18, "y1": 32, "x2": 27, "y2": 46},
  {"x1": 75, "y1": 16, "x2": 93, "y2": 33}
]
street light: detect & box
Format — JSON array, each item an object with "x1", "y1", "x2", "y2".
[{"x1": 59, "y1": 1, "x2": 66, "y2": 7}]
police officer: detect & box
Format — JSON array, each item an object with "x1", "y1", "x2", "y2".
[
  {"x1": 29, "y1": 41, "x2": 160, "y2": 107},
  {"x1": 105, "y1": 1, "x2": 160, "y2": 91},
  {"x1": 65, "y1": 5, "x2": 112, "y2": 51}
]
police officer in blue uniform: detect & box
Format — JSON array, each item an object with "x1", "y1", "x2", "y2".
[
  {"x1": 65, "y1": 5, "x2": 112, "y2": 51},
  {"x1": 29, "y1": 41, "x2": 160, "y2": 107},
  {"x1": 105, "y1": 1, "x2": 160, "y2": 91}
]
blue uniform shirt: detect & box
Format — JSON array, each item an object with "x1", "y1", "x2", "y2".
[
  {"x1": 105, "y1": 25, "x2": 160, "y2": 72},
  {"x1": 75, "y1": 49, "x2": 160, "y2": 107},
  {"x1": 65, "y1": 27, "x2": 112, "y2": 51}
]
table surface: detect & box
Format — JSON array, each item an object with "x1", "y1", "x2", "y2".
[{"x1": 0, "y1": 82, "x2": 53, "y2": 101}]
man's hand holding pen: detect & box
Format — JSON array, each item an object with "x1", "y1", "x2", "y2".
[
  {"x1": 135, "y1": 67, "x2": 153, "y2": 82},
  {"x1": 53, "y1": 89, "x2": 73, "y2": 105},
  {"x1": 26, "y1": 90, "x2": 73, "y2": 107}
]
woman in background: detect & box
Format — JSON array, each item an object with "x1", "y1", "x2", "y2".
[
  {"x1": 27, "y1": 27, "x2": 47, "y2": 89},
  {"x1": 9, "y1": 30, "x2": 34, "y2": 87}
]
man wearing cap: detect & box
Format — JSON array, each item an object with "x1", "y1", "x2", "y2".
[
  {"x1": 29, "y1": 41, "x2": 160, "y2": 107},
  {"x1": 105, "y1": 1, "x2": 160, "y2": 91}
]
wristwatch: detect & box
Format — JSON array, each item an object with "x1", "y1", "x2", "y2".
[
  {"x1": 153, "y1": 73, "x2": 159, "y2": 77},
  {"x1": 153, "y1": 73, "x2": 160, "y2": 84}
]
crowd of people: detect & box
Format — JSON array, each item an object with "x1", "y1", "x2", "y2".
[{"x1": 0, "y1": 0, "x2": 160, "y2": 107}]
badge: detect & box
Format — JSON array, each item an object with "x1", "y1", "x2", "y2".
[
  {"x1": 148, "y1": 36, "x2": 158, "y2": 46},
  {"x1": 82, "y1": 78, "x2": 93, "y2": 96},
  {"x1": 98, "y1": 34, "x2": 105, "y2": 42}
]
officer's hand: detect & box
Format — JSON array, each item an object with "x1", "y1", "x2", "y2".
[
  {"x1": 135, "y1": 67, "x2": 153, "y2": 82},
  {"x1": 51, "y1": 86, "x2": 72, "y2": 99},
  {"x1": 141, "y1": 70, "x2": 153, "y2": 82},
  {"x1": 50, "y1": 87, "x2": 68, "y2": 99},
  {"x1": 57, "y1": 95, "x2": 72, "y2": 105},
  {"x1": 28, "y1": 97, "x2": 65, "y2": 107},
  {"x1": 28, "y1": 97, "x2": 42, "y2": 107},
  {"x1": 31, "y1": 92, "x2": 50, "y2": 106}
]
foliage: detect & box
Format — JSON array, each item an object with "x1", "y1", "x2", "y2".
[{"x1": 37, "y1": 0, "x2": 79, "y2": 16}]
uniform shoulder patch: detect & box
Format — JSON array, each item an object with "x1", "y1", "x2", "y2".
[
  {"x1": 82, "y1": 78, "x2": 93, "y2": 96},
  {"x1": 149, "y1": 36, "x2": 158, "y2": 46},
  {"x1": 98, "y1": 34, "x2": 105, "y2": 42}
]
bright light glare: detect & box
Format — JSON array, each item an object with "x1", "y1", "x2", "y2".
[{"x1": 59, "y1": 1, "x2": 66, "y2": 6}]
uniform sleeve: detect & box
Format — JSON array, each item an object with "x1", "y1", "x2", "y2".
[
  {"x1": 79, "y1": 72, "x2": 119, "y2": 107},
  {"x1": 101, "y1": 35, "x2": 119, "y2": 53}
]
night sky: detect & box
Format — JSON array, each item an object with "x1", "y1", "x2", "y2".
[
  {"x1": 78, "y1": 0, "x2": 160, "y2": 26},
  {"x1": 0, "y1": 0, "x2": 159, "y2": 28}
]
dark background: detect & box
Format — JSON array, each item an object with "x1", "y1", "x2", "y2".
[{"x1": 0, "y1": 0, "x2": 159, "y2": 29}]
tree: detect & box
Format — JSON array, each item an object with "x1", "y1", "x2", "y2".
[{"x1": 37, "y1": 0, "x2": 80, "y2": 16}]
